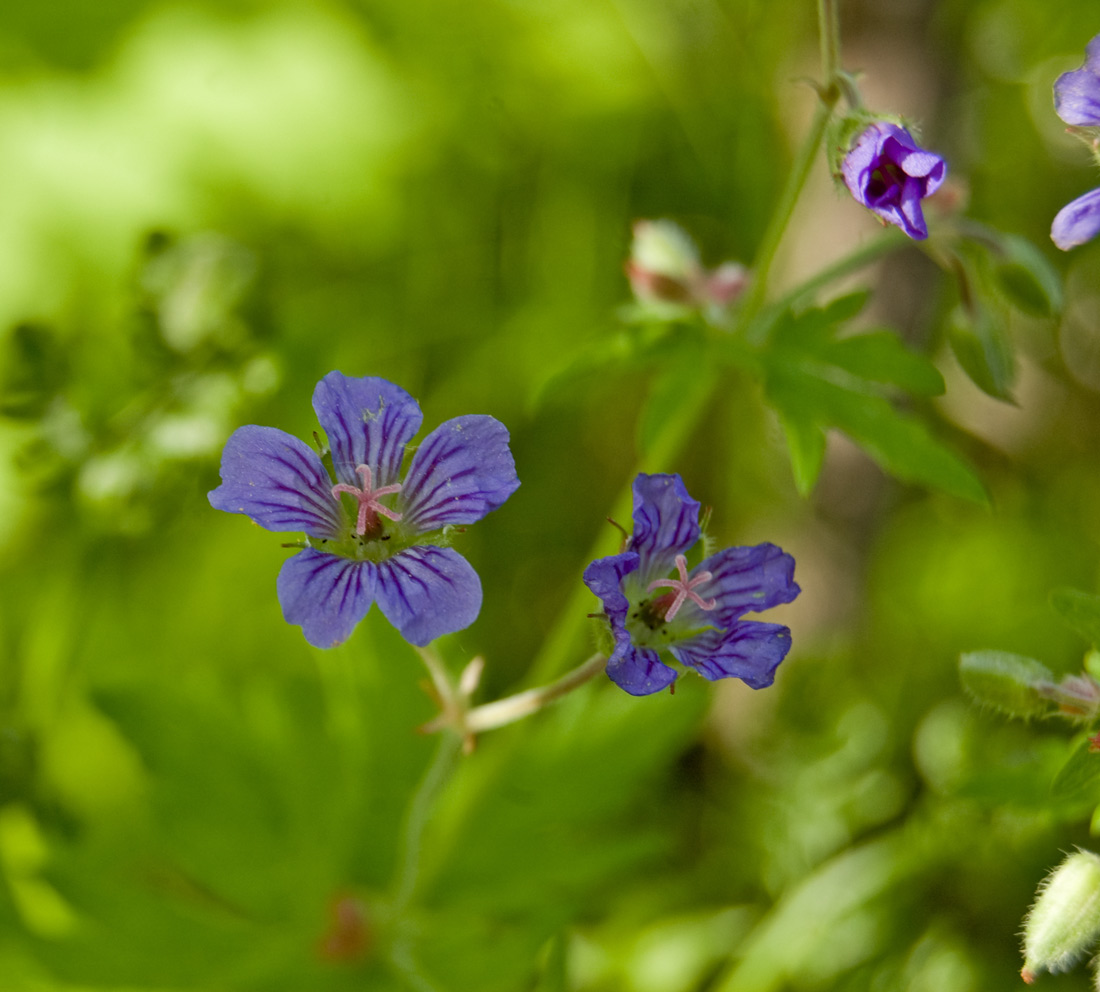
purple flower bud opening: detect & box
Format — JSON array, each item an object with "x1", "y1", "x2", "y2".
[{"x1": 841, "y1": 122, "x2": 946, "y2": 241}]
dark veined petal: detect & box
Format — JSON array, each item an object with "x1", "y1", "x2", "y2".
[
  {"x1": 276, "y1": 549, "x2": 377, "y2": 648},
  {"x1": 686, "y1": 542, "x2": 800, "y2": 627},
  {"x1": 313, "y1": 372, "x2": 423, "y2": 488},
  {"x1": 629, "y1": 473, "x2": 701, "y2": 582},
  {"x1": 1054, "y1": 35, "x2": 1100, "y2": 126},
  {"x1": 670, "y1": 622, "x2": 792, "y2": 688},
  {"x1": 1052, "y1": 188, "x2": 1100, "y2": 251},
  {"x1": 399, "y1": 415, "x2": 519, "y2": 531},
  {"x1": 606, "y1": 639, "x2": 678, "y2": 696},
  {"x1": 374, "y1": 546, "x2": 482, "y2": 646},
  {"x1": 209, "y1": 425, "x2": 343, "y2": 538},
  {"x1": 582, "y1": 551, "x2": 640, "y2": 629}
]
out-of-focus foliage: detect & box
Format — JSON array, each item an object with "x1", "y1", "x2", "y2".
[{"x1": 3, "y1": 0, "x2": 1100, "y2": 989}]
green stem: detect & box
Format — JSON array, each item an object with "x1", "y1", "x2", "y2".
[
  {"x1": 738, "y1": 101, "x2": 835, "y2": 334},
  {"x1": 744, "y1": 226, "x2": 905, "y2": 341},
  {"x1": 818, "y1": 0, "x2": 841, "y2": 91},
  {"x1": 391, "y1": 733, "x2": 461, "y2": 913},
  {"x1": 464, "y1": 653, "x2": 608, "y2": 732}
]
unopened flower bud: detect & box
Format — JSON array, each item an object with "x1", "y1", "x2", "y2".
[
  {"x1": 1022, "y1": 850, "x2": 1100, "y2": 982},
  {"x1": 625, "y1": 220, "x2": 747, "y2": 316}
]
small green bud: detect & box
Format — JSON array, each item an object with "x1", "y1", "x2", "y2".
[
  {"x1": 1022, "y1": 850, "x2": 1100, "y2": 982},
  {"x1": 958, "y1": 651, "x2": 1054, "y2": 719}
]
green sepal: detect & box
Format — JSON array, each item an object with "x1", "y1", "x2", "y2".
[{"x1": 958, "y1": 650, "x2": 1054, "y2": 720}]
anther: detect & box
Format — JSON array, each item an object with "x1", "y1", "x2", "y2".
[{"x1": 646, "y1": 554, "x2": 717, "y2": 622}]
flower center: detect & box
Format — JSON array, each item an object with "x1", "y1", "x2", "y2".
[
  {"x1": 868, "y1": 161, "x2": 905, "y2": 199},
  {"x1": 331, "y1": 464, "x2": 403, "y2": 538},
  {"x1": 645, "y1": 554, "x2": 717, "y2": 621}
]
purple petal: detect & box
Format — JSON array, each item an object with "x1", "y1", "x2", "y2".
[
  {"x1": 683, "y1": 543, "x2": 800, "y2": 627},
  {"x1": 583, "y1": 552, "x2": 640, "y2": 627},
  {"x1": 1054, "y1": 35, "x2": 1100, "y2": 126},
  {"x1": 277, "y1": 549, "x2": 376, "y2": 648},
  {"x1": 670, "y1": 622, "x2": 792, "y2": 688},
  {"x1": 889, "y1": 138, "x2": 946, "y2": 185},
  {"x1": 374, "y1": 546, "x2": 482, "y2": 646},
  {"x1": 209, "y1": 425, "x2": 343, "y2": 538},
  {"x1": 313, "y1": 372, "x2": 423, "y2": 488},
  {"x1": 1052, "y1": 187, "x2": 1100, "y2": 250},
  {"x1": 628, "y1": 473, "x2": 701, "y2": 582},
  {"x1": 896, "y1": 176, "x2": 930, "y2": 240},
  {"x1": 606, "y1": 640, "x2": 677, "y2": 696},
  {"x1": 399, "y1": 415, "x2": 520, "y2": 531}
]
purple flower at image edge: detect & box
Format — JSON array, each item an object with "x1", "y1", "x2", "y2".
[
  {"x1": 583, "y1": 473, "x2": 800, "y2": 696},
  {"x1": 209, "y1": 372, "x2": 520, "y2": 648},
  {"x1": 1051, "y1": 34, "x2": 1100, "y2": 250},
  {"x1": 841, "y1": 121, "x2": 946, "y2": 240},
  {"x1": 1052, "y1": 188, "x2": 1100, "y2": 251},
  {"x1": 1054, "y1": 34, "x2": 1100, "y2": 127}
]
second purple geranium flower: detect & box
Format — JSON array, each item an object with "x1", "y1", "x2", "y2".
[
  {"x1": 584, "y1": 473, "x2": 800, "y2": 696},
  {"x1": 209, "y1": 372, "x2": 519, "y2": 648},
  {"x1": 840, "y1": 121, "x2": 946, "y2": 241}
]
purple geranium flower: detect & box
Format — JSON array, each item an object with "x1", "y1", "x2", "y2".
[
  {"x1": 1051, "y1": 35, "x2": 1100, "y2": 250},
  {"x1": 841, "y1": 121, "x2": 946, "y2": 240},
  {"x1": 209, "y1": 371, "x2": 519, "y2": 648},
  {"x1": 1054, "y1": 34, "x2": 1100, "y2": 127},
  {"x1": 583, "y1": 473, "x2": 800, "y2": 696}
]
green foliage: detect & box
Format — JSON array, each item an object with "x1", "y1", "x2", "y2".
[
  {"x1": 0, "y1": 0, "x2": 1095, "y2": 990},
  {"x1": 762, "y1": 296, "x2": 983, "y2": 501},
  {"x1": 1052, "y1": 588, "x2": 1100, "y2": 648}
]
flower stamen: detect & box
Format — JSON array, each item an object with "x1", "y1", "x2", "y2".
[
  {"x1": 331, "y1": 464, "x2": 403, "y2": 537},
  {"x1": 646, "y1": 554, "x2": 717, "y2": 621}
]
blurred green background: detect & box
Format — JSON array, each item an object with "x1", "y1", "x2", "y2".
[{"x1": 3, "y1": 0, "x2": 1100, "y2": 989}]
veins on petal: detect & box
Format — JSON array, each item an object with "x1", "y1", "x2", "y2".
[
  {"x1": 331, "y1": 464, "x2": 404, "y2": 537},
  {"x1": 646, "y1": 554, "x2": 717, "y2": 621}
]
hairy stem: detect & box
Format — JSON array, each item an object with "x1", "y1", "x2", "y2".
[{"x1": 464, "y1": 653, "x2": 609, "y2": 732}]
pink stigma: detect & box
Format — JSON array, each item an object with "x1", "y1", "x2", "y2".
[
  {"x1": 331, "y1": 464, "x2": 403, "y2": 537},
  {"x1": 646, "y1": 554, "x2": 717, "y2": 621}
]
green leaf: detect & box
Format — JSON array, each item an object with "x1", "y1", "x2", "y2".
[
  {"x1": 1051, "y1": 588, "x2": 1100, "y2": 647},
  {"x1": 1052, "y1": 737, "x2": 1100, "y2": 801},
  {"x1": 947, "y1": 305, "x2": 1016, "y2": 401},
  {"x1": 764, "y1": 301, "x2": 985, "y2": 501},
  {"x1": 768, "y1": 360, "x2": 986, "y2": 503},
  {"x1": 777, "y1": 412, "x2": 826, "y2": 497},
  {"x1": 823, "y1": 332, "x2": 945, "y2": 397},
  {"x1": 993, "y1": 234, "x2": 1063, "y2": 318}
]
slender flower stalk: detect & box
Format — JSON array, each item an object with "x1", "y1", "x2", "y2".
[{"x1": 462, "y1": 654, "x2": 609, "y2": 732}]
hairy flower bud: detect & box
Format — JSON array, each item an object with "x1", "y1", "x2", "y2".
[
  {"x1": 958, "y1": 651, "x2": 1055, "y2": 720},
  {"x1": 1022, "y1": 850, "x2": 1100, "y2": 983}
]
